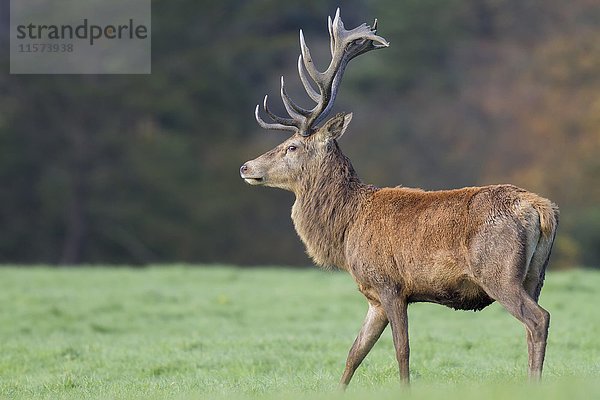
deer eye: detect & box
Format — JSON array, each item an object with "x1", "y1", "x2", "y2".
[{"x1": 287, "y1": 145, "x2": 297, "y2": 152}]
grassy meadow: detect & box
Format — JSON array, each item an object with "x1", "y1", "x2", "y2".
[{"x1": 0, "y1": 266, "x2": 598, "y2": 399}]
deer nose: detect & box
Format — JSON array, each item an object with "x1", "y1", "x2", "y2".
[{"x1": 240, "y1": 164, "x2": 249, "y2": 176}]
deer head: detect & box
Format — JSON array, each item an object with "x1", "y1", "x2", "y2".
[{"x1": 240, "y1": 9, "x2": 388, "y2": 192}]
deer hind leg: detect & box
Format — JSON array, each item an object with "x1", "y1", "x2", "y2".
[
  {"x1": 473, "y1": 222, "x2": 549, "y2": 381},
  {"x1": 485, "y1": 284, "x2": 550, "y2": 381},
  {"x1": 523, "y1": 232, "x2": 554, "y2": 302},
  {"x1": 476, "y1": 239, "x2": 549, "y2": 381},
  {"x1": 521, "y1": 224, "x2": 555, "y2": 376},
  {"x1": 339, "y1": 302, "x2": 388, "y2": 389}
]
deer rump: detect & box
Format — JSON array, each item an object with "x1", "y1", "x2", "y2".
[{"x1": 343, "y1": 184, "x2": 558, "y2": 312}]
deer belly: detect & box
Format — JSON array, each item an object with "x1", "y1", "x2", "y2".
[{"x1": 408, "y1": 278, "x2": 494, "y2": 311}]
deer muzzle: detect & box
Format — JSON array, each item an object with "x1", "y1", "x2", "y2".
[{"x1": 240, "y1": 162, "x2": 265, "y2": 185}]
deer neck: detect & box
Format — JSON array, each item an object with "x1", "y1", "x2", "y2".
[{"x1": 291, "y1": 149, "x2": 371, "y2": 270}]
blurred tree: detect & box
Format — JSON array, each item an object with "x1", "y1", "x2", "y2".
[{"x1": 0, "y1": 0, "x2": 598, "y2": 268}]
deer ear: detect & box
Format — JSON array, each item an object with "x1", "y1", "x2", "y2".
[{"x1": 318, "y1": 112, "x2": 353, "y2": 141}]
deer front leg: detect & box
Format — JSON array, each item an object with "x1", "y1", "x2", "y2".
[
  {"x1": 339, "y1": 302, "x2": 388, "y2": 390},
  {"x1": 381, "y1": 292, "x2": 410, "y2": 385}
]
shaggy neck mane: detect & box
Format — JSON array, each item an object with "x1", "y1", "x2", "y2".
[{"x1": 291, "y1": 141, "x2": 374, "y2": 270}]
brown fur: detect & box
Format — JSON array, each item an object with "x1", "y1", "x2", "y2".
[{"x1": 241, "y1": 113, "x2": 559, "y2": 386}]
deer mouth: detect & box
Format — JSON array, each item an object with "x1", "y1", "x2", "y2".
[{"x1": 244, "y1": 177, "x2": 264, "y2": 185}]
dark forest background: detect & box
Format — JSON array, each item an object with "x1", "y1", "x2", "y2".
[{"x1": 0, "y1": 0, "x2": 598, "y2": 268}]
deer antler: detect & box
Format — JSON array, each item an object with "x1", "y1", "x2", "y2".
[{"x1": 255, "y1": 8, "x2": 389, "y2": 136}]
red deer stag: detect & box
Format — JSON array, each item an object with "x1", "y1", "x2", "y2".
[{"x1": 240, "y1": 9, "x2": 559, "y2": 387}]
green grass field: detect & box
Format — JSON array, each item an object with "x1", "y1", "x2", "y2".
[{"x1": 0, "y1": 266, "x2": 598, "y2": 399}]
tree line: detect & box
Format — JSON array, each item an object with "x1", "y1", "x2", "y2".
[{"x1": 0, "y1": 0, "x2": 598, "y2": 268}]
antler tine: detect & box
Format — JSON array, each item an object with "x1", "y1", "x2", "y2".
[
  {"x1": 255, "y1": 8, "x2": 388, "y2": 136},
  {"x1": 328, "y1": 15, "x2": 335, "y2": 57},
  {"x1": 298, "y1": 55, "x2": 321, "y2": 103},
  {"x1": 299, "y1": 30, "x2": 319, "y2": 84},
  {"x1": 263, "y1": 95, "x2": 298, "y2": 127},
  {"x1": 280, "y1": 76, "x2": 311, "y2": 118},
  {"x1": 255, "y1": 104, "x2": 298, "y2": 133}
]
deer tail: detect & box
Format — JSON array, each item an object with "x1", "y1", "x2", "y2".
[{"x1": 530, "y1": 196, "x2": 559, "y2": 239}]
